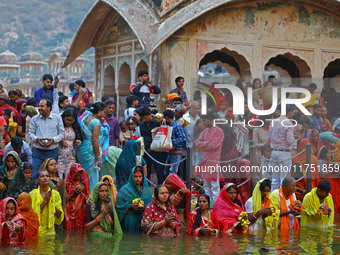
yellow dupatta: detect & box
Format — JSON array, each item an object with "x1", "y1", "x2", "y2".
[
  {"x1": 301, "y1": 188, "x2": 334, "y2": 227},
  {"x1": 252, "y1": 179, "x2": 270, "y2": 230}
]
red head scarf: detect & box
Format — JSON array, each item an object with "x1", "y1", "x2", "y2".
[
  {"x1": 212, "y1": 183, "x2": 245, "y2": 233},
  {"x1": 164, "y1": 174, "x2": 191, "y2": 218},
  {"x1": 65, "y1": 163, "x2": 90, "y2": 198},
  {"x1": 16, "y1": 99, "x2": 26, "y2": 112}
]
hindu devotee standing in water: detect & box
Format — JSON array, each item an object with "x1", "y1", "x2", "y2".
[
  {"x1": 265, "y1": 177, "x2": 300, "y2": 231},
  {"x1": 30, "y1": 170, "x2": 64, "y2": 235},
  {"x1": 301, "y1": 180, "x2": 334, "y2": 227},
  {"x1": 245, "y1": 179, "x2": 272, "y2": 231}
]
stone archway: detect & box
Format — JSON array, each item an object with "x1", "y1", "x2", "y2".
[
  {"x1": 118, "y1": 62, "x2": 131, "y2": 97},
  {"x1": 117, "y1": 62, "x2": 131, "y2": 119},
  {"x1": 323, "y1": 58, "x2": 340, "y2": 92},
  {"x1": 103, "y1": 65, "x2": 115, "y2": 98},
  {"x1": 199, "y1": 48, "x2": 252, "y2": 84},
  {"x1": 135, "y1": 59, "x2": 148, "y2": 80},
  {"x1": 264, "y1": 53, "x2": 312, "y2": 87}
]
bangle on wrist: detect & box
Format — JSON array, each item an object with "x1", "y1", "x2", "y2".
[
  {"x1": 159, "y1": 220, "x2": 166, "y2": 227},
  {"x1": 96, "y1": 216, "x2": 101, "y2": 223},
  {"x1": 253, "y1": 214, "x2": 258, "y2": 220}
]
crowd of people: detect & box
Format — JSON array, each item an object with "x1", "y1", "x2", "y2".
[{"x1": 0, "y1": 71, "x2": 339, "y2": 246}]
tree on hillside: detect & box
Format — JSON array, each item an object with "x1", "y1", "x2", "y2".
[{"x1": 8, "y1": 33, "x2": 31, "y2": 56}]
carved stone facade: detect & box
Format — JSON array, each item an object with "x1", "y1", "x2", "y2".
[{"x1": 66, "y1": 0, "x2": 340, "y2": 111}]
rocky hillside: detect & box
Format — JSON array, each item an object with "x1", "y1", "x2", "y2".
[{"x1": 0, "y1": 0, "x2": 96, "y2": 58}]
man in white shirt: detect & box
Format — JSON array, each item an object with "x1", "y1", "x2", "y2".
[
  {"x1": 183, "y1": 101, "x2": 200, "y2": 125},
  {"x1": 29, "y1": 99, "x2": 65, "y2": 178},
  {"x1": 124, "y1": 95, "x2": 139, "y2": 120}
]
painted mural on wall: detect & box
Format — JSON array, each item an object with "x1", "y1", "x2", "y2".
[
  {"x1": 148, "y1": 0, "x2": 186, "y2": 16},
  {"x1": 174, "y1": 2, "x2": 340, "y2": 44},
  {"x1": 101, "y1": 16, "x2": 135, "y2": 46}
]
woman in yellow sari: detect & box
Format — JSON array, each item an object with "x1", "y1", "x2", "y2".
[
  {"x1": 101, "y1": 175, "x2": 117, "y2": 205},
  {"x1": 301, "y1": 180, "x2": 334, "y2": 227}
]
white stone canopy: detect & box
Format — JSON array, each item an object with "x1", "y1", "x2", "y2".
[{"x1": 64, "y1": 0, "x2": 340, "y2": 67}]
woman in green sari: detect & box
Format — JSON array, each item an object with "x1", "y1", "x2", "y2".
[
  {"x1": 115, "y1": 140, "x2": 146, "y2": 190},
  {"x1": 115, "y1": 166, "x2": 153, "y2": 233},
  {"x1": 6, "y1": 161, "x2": 38, "y2": 200},
  {"x1": 85, "y1": 182, "x2": 122, "y2": 238},
  {"x1": 100, "y1": 146, "x2": 122, "y2": 179},
  {"x1": 0, "y1": 151, "x2": 22, "y2": 198}
]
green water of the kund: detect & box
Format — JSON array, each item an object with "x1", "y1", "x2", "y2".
[{"x1": 2, "y1": 224, "x2": 340, "y2": 255}]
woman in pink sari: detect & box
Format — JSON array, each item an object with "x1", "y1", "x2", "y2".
[
  {"x1": 213, "y1": 183, "x2": 246, "y2": 234},
  {"x1": 0, "y1": 197, "x2": 25, "y2": 246}
]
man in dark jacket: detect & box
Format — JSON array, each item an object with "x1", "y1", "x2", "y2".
[{"x1": 132, "y1": 71, "x2": 161, "y2": 106}]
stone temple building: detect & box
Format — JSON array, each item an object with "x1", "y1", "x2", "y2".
[
  {"x1": 64, "y1": 0, "x2": 340, "y2": 114},
  {"x1": 0, "y1": 50, "x2": 20, "y2": 84},
  {"x1": 1, "y1": 42, "x2": 94, "y2": 97}
]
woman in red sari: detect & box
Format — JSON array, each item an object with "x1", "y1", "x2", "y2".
[
  {"x1": 164, "y1": 174, "x2": 190, "y2": 231},
  {"x1": 212, "y1": 183, "x2": 246, "y2": 234},
  {"x1": 186, "y1": 194, "x2": 219, "y2": 236},
  {"x1": 141, "y1": 185, "x2": 180, "y2": 237},
  {"x1": 0, "y1": 197, "x2": 25, "y2": 246},
  {"x1": 64, "y1": 163, "x2": 90, "y2": 229}
]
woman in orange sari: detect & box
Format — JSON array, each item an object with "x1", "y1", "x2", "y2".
[
  {"x1": 212, "y1": 183, "x2": 246, "y2": 234},
  {"x1": 17, "y1": 193, "x2": 39, "y2": 240},
  {"x1": 308, "y1": 129, "x2": 323, "y2": 156},
  {"x1": 64, "y1": 163, "x2": 90, "y2": 229},
  {"x1": 186, "y1": 194, "x2": 219, "y2": 236},
  {"x1": 292, "y1": 138, "x2": 319, "y2": 190}
]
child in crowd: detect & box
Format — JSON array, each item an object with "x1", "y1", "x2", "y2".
[
  {"x1": 261, "y1": 144, "x2": 272, "y2": 179},
  {"x1": 2, "y1": 108, "x2": 17, "y2": 138},
  {"x1": 40, "y1": 158, "x2": 64, "y2": 195},
  {"x1": 119, "y1": 120, "x2": 134, "y2": 148},
  {"x1": 0, "y1": 116, "x2": 10, "y2": 163}
]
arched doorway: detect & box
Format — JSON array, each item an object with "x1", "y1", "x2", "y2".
[
  {"x1": 264, "y1": 53, "x2": 312, "y2": 87},
  {"x1": 324, "y1": 59, "x2": 340, "y2": 92},
  {"x1": 323, "y1": 59, "x2": 340, "y2": 121},
  {"x1": 118, "y1": 62, "x2": 131, "y2": 96},
  {"x1": 118, "y1": 62, "x2": 131, "y2": 120},
  {"x1": 199, "y1": 49, "x2": 251, "y2": 84},
  {"x1": 135, "y1": 60, "x2": 148, "y2": 80},
  {"x1": 103, "y1": 65, "x2": 116, "y2": 99}
]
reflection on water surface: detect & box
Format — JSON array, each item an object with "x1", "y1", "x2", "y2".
[{"x1": 2, "y1": 225, "x2": 340, "y2": 254}]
